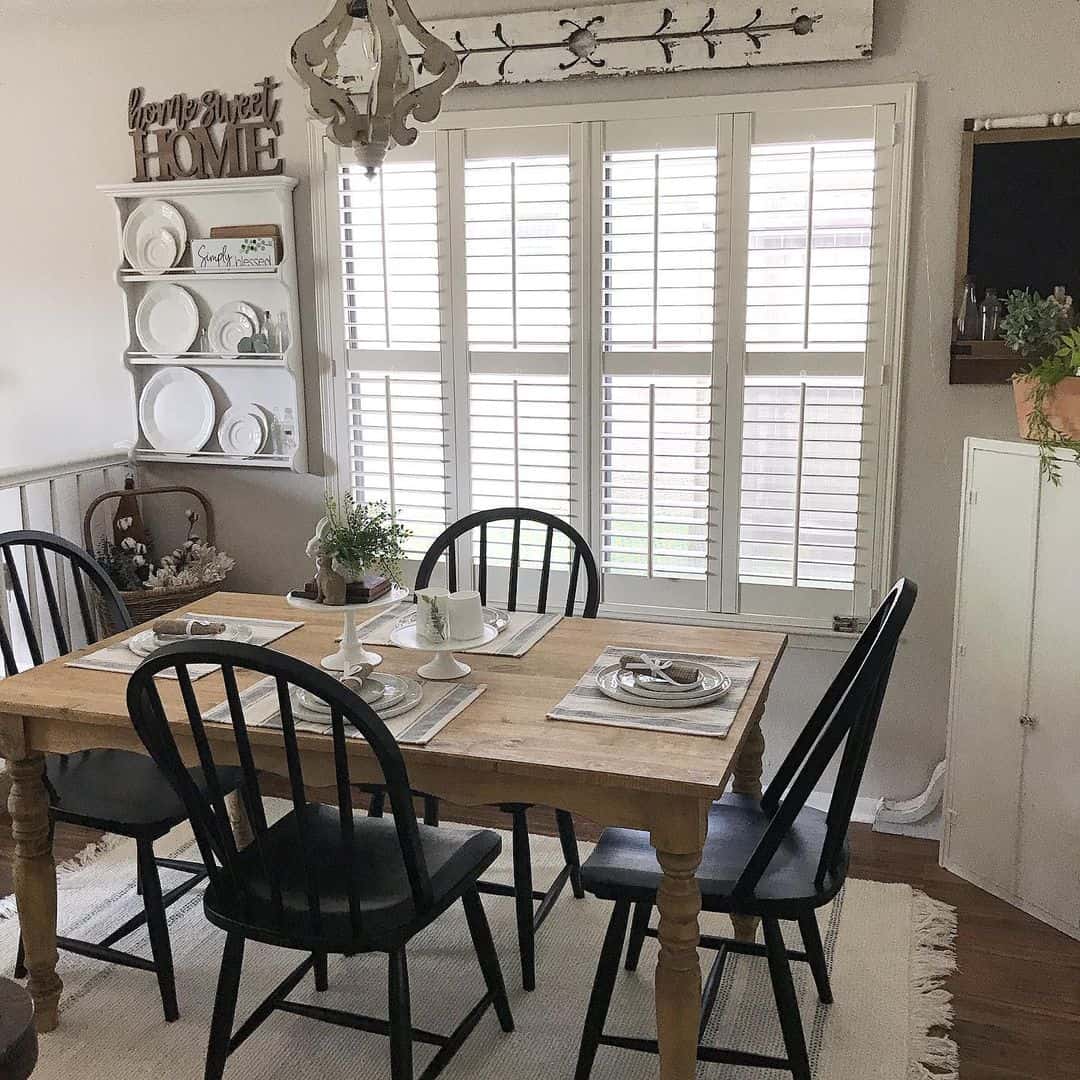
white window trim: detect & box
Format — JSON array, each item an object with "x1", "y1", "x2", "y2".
[{"x1": 308, "y1": 81, "x2": 916, "y2": 638}]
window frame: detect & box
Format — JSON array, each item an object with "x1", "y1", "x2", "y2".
[{"x1": 309, "y1": 82, "x2": 916, "y2": 642}]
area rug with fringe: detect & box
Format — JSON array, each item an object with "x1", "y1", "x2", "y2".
[{"x1": 0, "y1": 819, "x2": 958, "y2": 1080}]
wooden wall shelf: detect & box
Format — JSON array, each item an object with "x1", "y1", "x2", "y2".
[{"x1": 949, "y1": 340, "x2": 1019, "y2": 385}]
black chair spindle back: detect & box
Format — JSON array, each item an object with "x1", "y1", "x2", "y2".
[
  {"x1": 733, "y1": 578, "x2": 917, "y2": 899},
  {"x1": 127, "y1": 641, "x2": 434, "y2": 942},
  {"x1": 0, "y1": 530, "x2": 131, "y2": 676},
  {"x1": 414, "y1": 508, "x2": 600, "y2": 619}
]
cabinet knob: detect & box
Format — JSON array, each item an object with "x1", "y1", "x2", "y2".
[{"x1": 1018, "y1": 714, "x2": 1039, "y2": 728}]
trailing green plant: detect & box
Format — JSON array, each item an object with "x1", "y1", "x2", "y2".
[
  {"x1": 1001, "y1": 289, "x2": 1062, "y2": 361},
  {"x1": 315, "y1": 494, "x2": 410, "y2": 583},
  {"x1": 1013, "y1": 337, "x2": 1080, "y2": 485}
]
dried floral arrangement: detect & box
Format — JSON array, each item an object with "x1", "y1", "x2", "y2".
[{"x1": 97, "y1": 509, "x2": 234, "y2": 593}]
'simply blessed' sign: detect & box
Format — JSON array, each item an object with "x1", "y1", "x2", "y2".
[{"x1": 128, "y1": 76, "x2": 284, "y2": 183}]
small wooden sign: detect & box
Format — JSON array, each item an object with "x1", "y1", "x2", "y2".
[{"x1": 128, "y1": 77, "x2": 284, "y2": 183}]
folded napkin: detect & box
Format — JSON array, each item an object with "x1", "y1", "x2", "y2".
[
  {"x1": 153, "y1": 618, "x2": 226, "y2": 638},
  {"x1": 618, "y1": 653, "x2": 701, "y2": 686}
]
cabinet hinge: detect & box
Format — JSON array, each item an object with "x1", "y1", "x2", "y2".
[{"x1": 832, "y1": 615, "x2": 867, "y2": 634}]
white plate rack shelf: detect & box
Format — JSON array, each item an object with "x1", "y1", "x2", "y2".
[{"x1": 100, "y1": 176, "x2": 308, "y2": 473}]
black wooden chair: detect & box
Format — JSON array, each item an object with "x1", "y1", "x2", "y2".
[
  {"x1": 369, "y1": 507, "x2": 600, "y2": 993},
  {"x1": 572, "y1": 578, "x2": 917, "y2": 1080},
  {"x1": 127, "y1": 640, "x2": 514, "y2": 1080},
  {"x1": 0, "y1": 529, "x2": 238, "y2": 1022}
]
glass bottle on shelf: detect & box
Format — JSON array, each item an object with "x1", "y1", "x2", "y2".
[
  {"x1": 276, "y1": 310, "x2": 290, "y2": 353},
  {"x1": 979, "y1": 289, "x2": 1000, "y2": 341},
  {"x1": 956, "y1": 275, "x2": 980, "y2": 340}
]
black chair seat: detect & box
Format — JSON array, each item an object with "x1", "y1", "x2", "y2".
[
  {"x1": 47, "y1": 750, "x2": 242, "y2": 837},
  {"x1": 582, "y1": 795, "x2": 847, "y2": 916},
  {"x1": 205, "y1": 804, "x2": 502, "y2": 949}
]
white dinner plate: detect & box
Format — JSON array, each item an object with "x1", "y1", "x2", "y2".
[
  {"x1": 615, "y1": 665, "x2": 730, "y2": 703},
  {"x1": 596, "y1": 664, "x2": 731, "y2": 709},
  {"x1": 138, "y1": 367, "x2": 216, "y2": 453},
  {"x1": 293, "y1": 678, "x2": 423, "y2": 724},
  {"x1": 298, "y1": 673, "x2": 411, "y2": 714},
  {"x1": 135, "y1": 283, "x2": 200, "y2": 357},
  {"x1": 123, "y1": 200, "x2": 187, "y2": 272},
  {"x1": 208, "y1": 302, "x2": 261, "y2": 355},
  {"x1": 217, "y1": 405, "x2": 267, "y2": 456},
  {"x1": 127, "y1": 623, "x2": 254, "y2": 658}
]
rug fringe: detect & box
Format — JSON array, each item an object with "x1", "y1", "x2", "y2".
[
  {"x1": 0, "y1": 833, "x2": 125, "y2": 922},
  {"x1": 908, "y1": 890, "x2": 959, "y2": 1080}
]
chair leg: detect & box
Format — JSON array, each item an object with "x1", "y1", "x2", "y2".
[
  {"x1": 205, "y1": 932, "x2": 245, "y2": 1080},
  {"x1": 462, "y1": 888, "x2": 514, "y2": 1032},
  {"x1": 388, "y1": 948, "x2": 413, "y2": 1080},
  {"x1": 13, "y1": 937, "x2": 26, "y2": 980},
  {"x1": 624, "y1": 899, "x2": 653, "y2": 972},
  {"x1": 798, "y1": 912, "x2": 833, "y2": 1005},
  {"x1": 136, "y1": 857, "x2": 144, "y2": 897},
  {"x1": 313, "y1": 951, "x2": 328, "y2": 992},
  {"x1": 510, "y1": 807, "x2": 536, "y2": 991},
  {"x1": 368, "y1": 789, "x2": 386, "y2": 817},
  {"x1": 763, "y1": 917, "x2": 811, "y2": 1080},
  {"x1": 422, "y1": 795, "x2": 440, "y2": 827},
  {"x1": 555, "y1": 809, "x2": 584, "y2": 899},
  {"x1": 575, "y1": 900, "x2": 631, "y2": 1080},
  {"x1": 137, "y1": 838, "x2": 179, "y2": 1023}
]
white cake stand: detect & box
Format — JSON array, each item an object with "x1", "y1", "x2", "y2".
[
  {"x1": 286, "y1": 586, "x2": 409, "y2": 671},
  {"x1": 389, "y1": 622, "x2": 499, "y2": 680}
]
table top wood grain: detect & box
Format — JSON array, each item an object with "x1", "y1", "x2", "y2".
[{"x1": 0, "y1": 592, "x2": 786, "y2": 801}]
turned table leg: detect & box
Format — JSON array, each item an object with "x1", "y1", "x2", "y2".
[
  {"x1": 730, "y1": 717, "x2": 766, "y2": 943},
  {"x1": 651, "y1": 823, "x2": 705, "y2": 1080},
  {"x1": 9, "y1": 754, "x2": 61, "y2": 1033}
]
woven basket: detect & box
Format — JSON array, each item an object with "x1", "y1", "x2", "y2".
[{"x1": 83, "y1": 484, "x2": 228, "y2": 633}]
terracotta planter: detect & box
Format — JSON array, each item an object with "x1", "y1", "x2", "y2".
[{"x1": 1013, "y1": 375, "x2": 1080, "y2": 440}]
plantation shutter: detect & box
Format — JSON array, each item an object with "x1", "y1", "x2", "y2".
[
  {"x1": 459, "y1": 126, "x2": 580, "y2": 602},
  {"x1": 599, "y1": 117, "x2": 726, "y2": 613},
  {"x1": 339, "y1": 136, "x2": 451, "y2": 561},
  {"x1": 736, "y1": 106, "x2": 893, "y2": 620}
]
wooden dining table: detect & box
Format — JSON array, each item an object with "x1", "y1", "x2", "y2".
[{"x1": 0, "y1": 592, "x2": 785, "y2": 1080}]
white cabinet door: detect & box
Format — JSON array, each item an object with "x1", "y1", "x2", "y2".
[
  {"x1": 1019, "y1": 465, "x2": 1080, "y2": 930},
  {"x1": 944, "y1": 446, "x2": 1039, "y2": 894}
]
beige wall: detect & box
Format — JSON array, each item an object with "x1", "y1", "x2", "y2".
[{"x1": 2, "y1": 0, "x2": 1064, "y2": 799}]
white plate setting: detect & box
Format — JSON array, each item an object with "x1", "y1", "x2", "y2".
[
  {"x1": 294, "y1": 674, "x2": 423, "y2": 724},
  {"x1": 122, "y1": 200, "x2": 187, "y2": 273},
  {"x1": 135, "y1": 283, "x2": 200, "y2": 357},
  {"x1": 208, "y1": 302, "x2": 261, "y2": 355},
  {"x1": 596, "y1": 662, "x2": 732, "y2": 710},
  {"x1": 217, "y1": 404, "x2": 268, "y2": 456},
  {"x1": 127, "y1": 622, "x2": 255, "y2": 658},
  {"x1": 138, "y1": 367, "x2": 216, "y2": 453}
]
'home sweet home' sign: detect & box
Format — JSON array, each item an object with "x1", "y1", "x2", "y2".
[{"x1": 128, "y1": 76, "x2": 284, "y2": 182}]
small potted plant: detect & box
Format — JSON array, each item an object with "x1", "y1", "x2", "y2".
[
  {"x1": 305, "y1": 494, "x2": 409, "y2": 605},
  {"x1": 1002, "y1": 289, "x2": 1080, "y2": 483}
]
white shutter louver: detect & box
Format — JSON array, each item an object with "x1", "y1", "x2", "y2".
[
  {"x1": 464, "y1": 154, "x2": 571, "y2": 351},
  {"x1": 745, "y1": 140, "x2": 874, "y2": 352},
  {"x1": 601, "y1": 148, "x2": 718, "y2": 352},
  {"x1": 601, "y1": 375, "x2": 712, "y2": 579},
  {"x1": 347, "y1": 371, "x2": 448, "y2": 559},
  {"x1": 739, "y1": 376, "x2": 862, "y2": 590},
  {"x1": 340, "y1": 160, "x2": 440, "y2": 350}
]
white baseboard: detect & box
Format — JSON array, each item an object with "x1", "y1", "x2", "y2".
[{"x1": 806, "y1": 791, "x2": 879, "y2": 824}]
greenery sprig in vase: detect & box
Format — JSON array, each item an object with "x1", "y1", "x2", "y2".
[
  {"x1": 307, "y1": 494, "x2": 410, "y2": 584},
  {"x1": 1002, "y1": 289, "x2": 1080, "y2": 484}
]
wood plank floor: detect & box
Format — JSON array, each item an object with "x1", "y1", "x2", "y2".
[{"x1": 0, "y1": 809, "x2": 1076, "y2": 1080}]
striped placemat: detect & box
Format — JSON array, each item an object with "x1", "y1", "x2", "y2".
[
  {"x1": 352, "y1": 602, "x2": 562, "y2": 658},
  {"x1": 65, "y1": 614, "x2": 304, "y2": 682},
  {"x1": 546, "y1": 645, "x2": 760, "y2": 739},
  {"x1": 203, "y1": 675, "x2": 485, "y2": 746}
]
